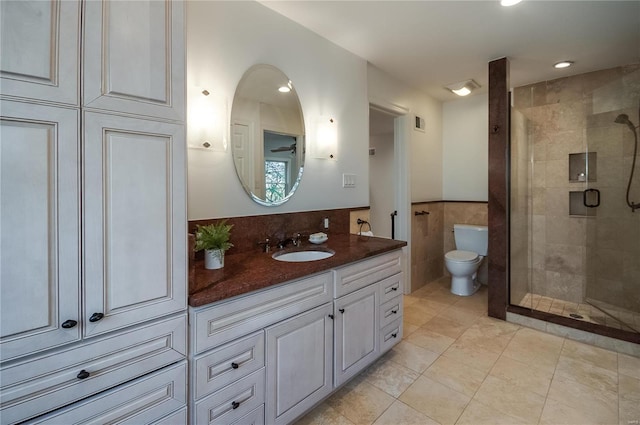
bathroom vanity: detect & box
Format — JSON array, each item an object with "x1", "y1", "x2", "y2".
[{"x1": 188, "y1": 235, "x2": 406, "y2": 425}]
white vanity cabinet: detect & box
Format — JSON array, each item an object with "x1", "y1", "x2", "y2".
[
  {"x1": 0, "y1": 1, "x2": 187, "y2": 423},
  {"x1": 334, "y1": 283, "x2": 379, "y2": 386},
  {"x1": 82, "y1": 111, "x2": 186, "y2": 338},
  {"x1": 265, "y1": 303, "x2": 334, "y2": 425},
  {"x1": 189, "y1": 272, "x2": 333, "y2": 425},
  {"x1": 333, "y1": 250, "x2": 404, "y2": 386},
  {"x1": 0, "y1": 100, "x2": 81, "y2": 361},
  {"x1": 82, "y1": 0, "x2": 185, "y2": 121},
  {"x1": 0, "y1": 0, "x2": 80, "y2": 105},
  {"x1": 189, "y1": 249, "x2": 404, "y2": 425}
]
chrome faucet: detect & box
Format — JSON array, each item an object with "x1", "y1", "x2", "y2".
[{"x1": 277, "y1": 233, "x2": 302, "y2": 249}]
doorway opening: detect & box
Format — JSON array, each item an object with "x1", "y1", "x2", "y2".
[
  {"x1": 369, "y1": 101, "x2": 411, "y2": 292},
  {"x1": 369, "y1": 107, "x2": 396, "y2": 239}
]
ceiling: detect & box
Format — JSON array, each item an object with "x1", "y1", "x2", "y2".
[{"x1": 259, "y1": 0, "x2": 640, "y2": 102}]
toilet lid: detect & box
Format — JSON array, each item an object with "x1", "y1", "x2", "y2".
[{"x1": 445, "y1": 250, "x2": 479, "y2": 262}]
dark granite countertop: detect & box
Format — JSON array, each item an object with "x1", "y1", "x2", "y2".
[{"x1": 188, "y1": 234, "x2": 407, "y2": 307}]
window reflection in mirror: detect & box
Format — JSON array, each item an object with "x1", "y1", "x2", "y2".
[{"x1": 230, "y1": 64, "x2": 305, "y2": 206}]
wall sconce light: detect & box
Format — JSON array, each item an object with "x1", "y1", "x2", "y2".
[
  {"x1": 315, "y1": 116, "x2": 337, "y2": 159},
  {"x1": 444, "y1": 79, "x2": 480, "y2": 97},
  {"x1": 187, "y1": 86, "x2": 228, "y2": 151}
]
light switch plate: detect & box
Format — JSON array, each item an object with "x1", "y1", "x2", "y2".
[{"x1": 342, "y1": 173, "x2": 356, "y2": 188}]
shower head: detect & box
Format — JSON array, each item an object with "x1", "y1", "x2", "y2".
[
  {"x1": 614, "y1": 114, "x2": 630, "y2": 124},
  {"x1": 615, "y1": 114, "x2": 637, "y2": 132}
]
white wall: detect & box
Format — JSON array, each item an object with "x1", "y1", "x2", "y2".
[
  {"x1": 366, "y1": 65, "x2": 443, "y2": 202},
  {"x1": 187, "y1": 2, "x2": 369, "y2": 219},
  {"x1": 442, "y1": 93, "x2": 489, "y2": 201}
]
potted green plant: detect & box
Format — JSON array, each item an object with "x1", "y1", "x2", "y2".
[{"x1": 194, "y1": 221, "x2": 234, "y2": 269}]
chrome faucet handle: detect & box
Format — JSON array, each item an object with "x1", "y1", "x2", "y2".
[
  {"x1": 257, "y1": 238, "x2": 271, "y2": 253},
  {"x1": 293, "y1": 233, "x2": 302, "y2": 246}
]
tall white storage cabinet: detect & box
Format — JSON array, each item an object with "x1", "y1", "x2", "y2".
[{"x1": 0, "y1": 1, "x2": 187, "y2": 423}]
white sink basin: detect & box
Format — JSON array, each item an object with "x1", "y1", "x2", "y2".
[{"x1": 272, "y1": 249, "x2": 335, "y2": 262}]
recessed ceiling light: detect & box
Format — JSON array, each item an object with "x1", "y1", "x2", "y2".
[
  {"x1": 554, "y1": 61, "x2": 574, "y2": 69},
  {"x1": 500, "y1": 0, "x2": 523, "y2": 6}
]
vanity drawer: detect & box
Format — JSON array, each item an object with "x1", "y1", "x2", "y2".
[
  {"x1": 155, "y1": 407, "x2": 188, "y2": 424},
  {"x1": 0, "y1": 314, "x2": 187, "y2": 424},
  {"x1": 26, "y1": 361, "x2": 187, "y2": 424},
  {"x1": 192, "y1": 271, "x2": 332, "y2": 353},
  {"x1": 380, "y1": 319, "x2": 403, "y2": 354},
  {"x1": 380, "y1": 296, "x2": 403, "y2": 329},
  {"x1": 334, "y1": 250, "x2": 402, "y2": 298},
  {"x1": 194, "y1": 368, "x2": 265, "y2": 425},
  {"x1": 378, "y1": 272, "x2": 403, "y2": 304},
  {"x1": 230, "y1": 405, "x2": 264, "y2": 425},
  {"x1": 194, "y1": 331, "x2": 265, "y2": 399}
]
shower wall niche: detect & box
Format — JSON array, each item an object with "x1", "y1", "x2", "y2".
[{"x1": 568, "y1": 152, "x2": 596, "y2": 182}]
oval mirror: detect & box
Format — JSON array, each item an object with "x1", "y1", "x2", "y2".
[{"x1": 230, "y1": 64, "x2": 305, "y2": 206}]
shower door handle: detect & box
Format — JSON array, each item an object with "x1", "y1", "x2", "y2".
[{"x1": 583, "y1": 188, "x2": 600, "y2": 208}]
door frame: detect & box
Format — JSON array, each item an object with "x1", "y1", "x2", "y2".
[{"x1": 369, "y1": 98, "x2": 411, "y2": 294}]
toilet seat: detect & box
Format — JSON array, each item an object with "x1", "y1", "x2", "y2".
[{"x1": 445, "y1": 250, "x2": 479, "y2": 263}]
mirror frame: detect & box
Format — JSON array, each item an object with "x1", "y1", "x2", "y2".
[{"x1": 230, "y1": 64, "x2": 305, "y2": 207}]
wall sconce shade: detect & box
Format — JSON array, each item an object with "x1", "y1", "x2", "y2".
[
  {"x1": 315, "y1": 116, "x2": 337, "y2": 159},
  {"x1": 187, "y1": 86, "x2": 228, "y2": 151},
  {"x1": 444, "y1": 79, "x2": 480, "y2": 97}
]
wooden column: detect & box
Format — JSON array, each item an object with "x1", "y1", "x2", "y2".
[{"x1": 487, "y1": 57, "x2": 509, "y2": 320}]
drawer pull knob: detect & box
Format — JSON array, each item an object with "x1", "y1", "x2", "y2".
[
  {"x1": 328, "y1": 314, "x2": 334, "y2": 319},
  {"x1": 231, "y1": 362, "x2": 239, "y2": 369},
  {"x1": 77, "y1": 369, "x2": 90, "y2": 379},
  {"x1": 232, "y1": 401, "x2": 241, "y2": 409},
  {"x1": 391, "y1": 286, "x2": 398, "y2": 291},
  {"x1": 339, "y1": 308, "x2": 345, "y2": 314},
  {"x1": 61, "y1": 319, "x2": 77, "y2": 328},
  {"x1": 391, "y1": 333, "x2": 398, "y2": 338},
  {"x1": 89, "y1": 312, "x2": 104, "y2": 322},
  {"x1": 391, "y1": 309, "x2": 398, "y2": 314}
]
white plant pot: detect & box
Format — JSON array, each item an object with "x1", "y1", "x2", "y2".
[{"x1": 204, "y1": 249, "x2": 224, "y2": 270}]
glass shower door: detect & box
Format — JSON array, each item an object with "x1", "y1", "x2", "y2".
[{"x1": 584, "y1": 90, "x2": 640, "y2": 333}]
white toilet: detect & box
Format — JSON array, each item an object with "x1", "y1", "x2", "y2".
[{"x1": 445, "y1": 224, "x2": 488, "y2": 296}]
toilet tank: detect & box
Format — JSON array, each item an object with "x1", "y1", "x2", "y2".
[{"x1": 453, "y1": 224, "x2": 488, "y2": 256}]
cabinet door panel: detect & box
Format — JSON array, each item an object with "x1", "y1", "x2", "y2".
[
  {"x1": 83, "y1": 112, "x2": 186, "y2": 337},
  {"x1": 265, "y1": 303, "x2": 333, "y2": 425},
  {"x1": 0, "y1": 100, "x2": 80, "y2": 361},
  {"x1": 0, "y1": 0, "x2": 79, "y2": 105},
  {"x1": 83, "y1": 0, "x2": 185, "y2": 121},
  {"x1": 334, "y1": 284, "x2": 379, "y2": 386}
]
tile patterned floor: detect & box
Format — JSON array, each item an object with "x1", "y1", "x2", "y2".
[
  {"x1": 296, "y1": 277, "x2": 640, "y2": 425},
  {"x1": 515, "y1": 292, "x2": 640, "y2": 332}
]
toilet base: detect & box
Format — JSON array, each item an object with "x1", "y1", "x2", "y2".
[{"x1": 450, "y1": 275, "x2": 481, "y2": 297}]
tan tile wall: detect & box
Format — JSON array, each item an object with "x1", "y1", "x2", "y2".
[
  {"x1": 349, "y1": 209, "x2": 371, "y2": 235},
  {"x1": 411, "y1": 203, "x2": 444, "y2": 292},
  {"x1": 513, "y1": 64, "x2": 640, "y2": 311}
]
